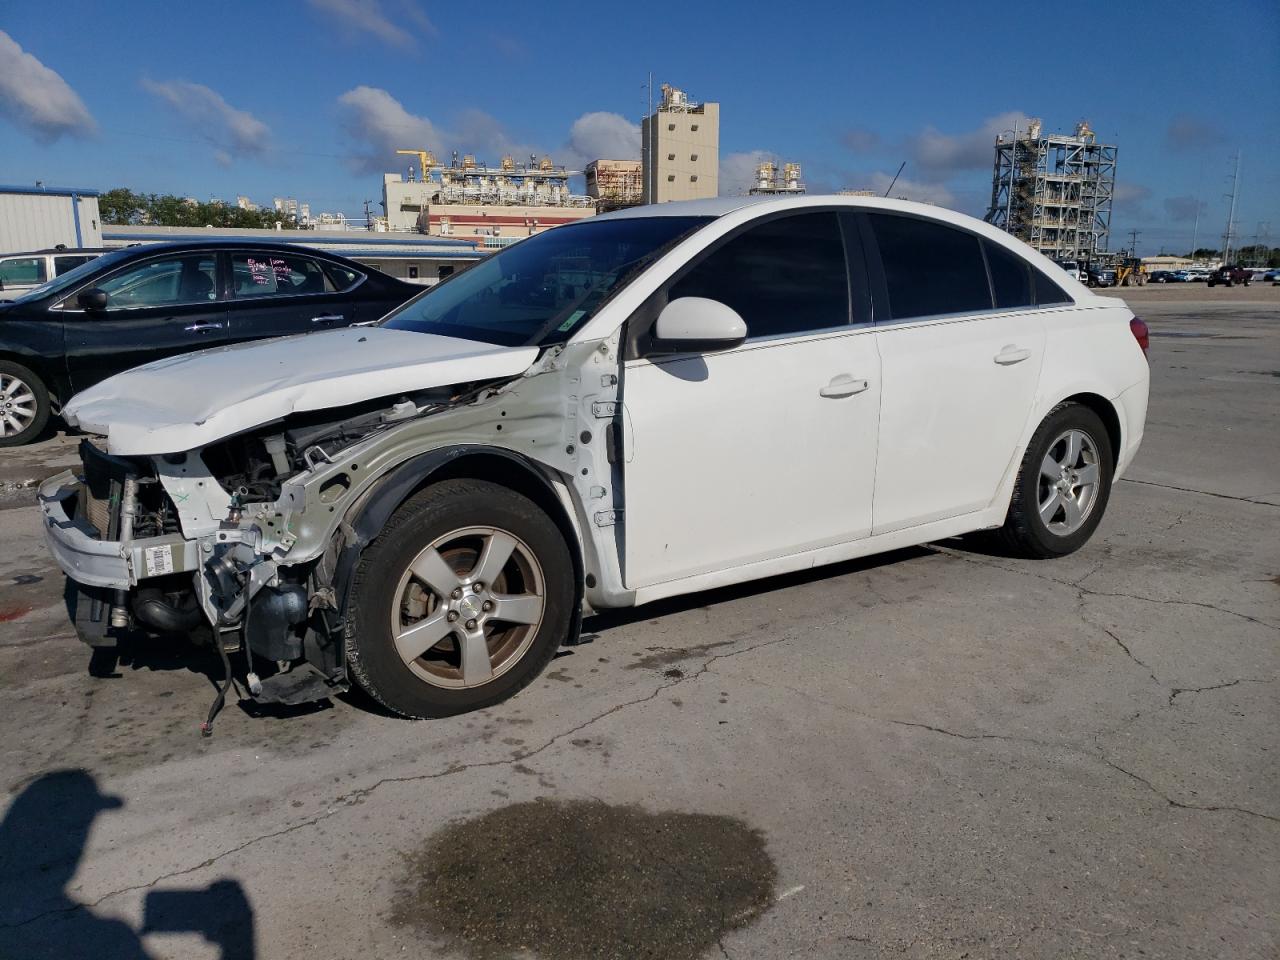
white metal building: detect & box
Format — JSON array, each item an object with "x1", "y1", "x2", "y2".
[{"x1": 0, "y1": 185, "x2": 103, "y2": 255}]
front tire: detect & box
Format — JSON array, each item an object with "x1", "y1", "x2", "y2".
[
  {"x1": 997, "y1": 403, "x2": 1114, "y2": 558},
  {"x1": 346, "y1": 479, "x2": 575, "y2": 718},
  {"x1": 0, "y1": 360, "x2": 51, "y2": 448}
]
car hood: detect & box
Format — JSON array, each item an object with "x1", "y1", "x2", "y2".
[{"x1": 62, "y1": 327, "x2": 539, "y2": 455}]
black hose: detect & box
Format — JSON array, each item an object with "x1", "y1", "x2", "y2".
[{"x1": 201, "y1": 630, "x2": 234, "y2": 737}]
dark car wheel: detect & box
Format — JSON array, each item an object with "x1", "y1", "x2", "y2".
[
  {"x1": 996, "y1": 403, "x2": 1114, "y2": 559},
  {"x1": 346, "y1": 479, "x2": 575, "y2": 718},
  {"x1": 0, "y1": 360, "x2": 51, "y2": 448}
]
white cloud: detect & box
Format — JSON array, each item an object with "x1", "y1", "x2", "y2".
[
  {"x1": 564, "y1": 112, "x2": 640, "y2": 167},
  {"x1": 908, "y1": 110, "x2": 1028, "y2": 177},
  {"x1": 719, "y1": 150, "x2": 777, "y2": 196},
  {"x1": 142, "y1": 79, "x2": 270, "y2": 160},
  {"x1": 0, "y1": 30, "x2": 96, "y2": 143},
  {"x1": 307, "y1": 0, "x2": 434, "y2": 49},
  {"x1": 337, "y1": 85, "x2": 446, "y2": 173}
]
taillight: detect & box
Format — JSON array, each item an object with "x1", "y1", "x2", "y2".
[{"x1": 1130, "y1": 316, "x2": 1150, "y2": 356}]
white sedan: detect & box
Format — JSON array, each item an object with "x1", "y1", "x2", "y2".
[{"x1": 43, "y1": 195, "x2": 1150, "y2": 720}]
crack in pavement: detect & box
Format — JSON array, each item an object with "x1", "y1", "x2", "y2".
[
  {"x1": 0, "y1": 632, "x2": 795, "y2": 932},
  {"x1": 1119, "y1": 477, "x2": 1280, "y2": 508},
  {"x1": 1167, "y1": 677, "x2": 1277, "y2": 706},
  {"x1": 935, "y1": 546, "x2": 1280, "y2": 633}
]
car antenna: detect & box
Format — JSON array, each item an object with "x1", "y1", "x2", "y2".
[{"x1": 884, "y1": 162, "x2": 906, "y2": 197}]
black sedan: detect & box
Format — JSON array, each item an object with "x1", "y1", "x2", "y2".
[{"x1": 0, "y1": 240, "x2": 421, "y2": 446}]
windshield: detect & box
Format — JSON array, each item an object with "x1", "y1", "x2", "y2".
[
  {"x1": 382, "y1": 216, "x2": 710, "y2": 347},
  {"x1": 11, "y1": 248, "x2": 130, "y2": 304}
]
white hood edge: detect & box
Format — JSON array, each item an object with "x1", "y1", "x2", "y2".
[{"x1": 62, "y1": 327, "x2": 539, "y2": 456}]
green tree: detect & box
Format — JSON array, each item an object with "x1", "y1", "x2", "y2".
[{"x1": 99, "y1": 188, "x2": 300, "y2": 230}]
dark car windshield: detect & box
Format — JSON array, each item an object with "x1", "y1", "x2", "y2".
[
  {"x1": 382, "y1": 216, "x2": 710, "y2": 347},
  {"x1": 10, "y1": 248, "x2": 131, "y2": 304}
]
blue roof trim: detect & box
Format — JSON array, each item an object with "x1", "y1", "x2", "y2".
[
  {"x1": 1, "y1": 184, "x2": 101, "y2": 197},
  {"x1": 102, "y1": 230, "x2": 475, "y2": 249},
  {"x1": 324, "y1": 248, "x2": 484, "y2": 259}
]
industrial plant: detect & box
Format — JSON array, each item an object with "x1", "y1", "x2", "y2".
[
  {"x1": 749, "y1": 161, "x2": 805, "y2": 195},
  {"x1": 984, "y1": 119, "x2": 1117, "y2": 261},
  {"x1": 641, "y1": 84, "x2": 720, "y2": 203}
]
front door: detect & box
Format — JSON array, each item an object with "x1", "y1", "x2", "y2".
[
  {"x1": 63, "y1": 251, "x2": 228, "y2": 392},
  {"x1": 621, "y1": 212, "x2": 881, "y2": 589},
  {"x1": 225, "y1": 250, "x2": 352, "y2": 343},
  {"x1": 864, "y1": 213, "x2": 1047, "y2": 534}
]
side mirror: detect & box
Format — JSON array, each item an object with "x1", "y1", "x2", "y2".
[
  {"x1": 650, "y1": 297, "x2": 747, "y2": 354},
  {"x1": 77, "y1": 288, "x2": 108, "y2": 311}
]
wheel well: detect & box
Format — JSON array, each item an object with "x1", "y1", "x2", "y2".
[
  {"x1": 425, "y1": 451, "x2": 586, "y2": 590},
  {"x1": 1062, "y1": 393, "x2": 1121, "y2": 468}
]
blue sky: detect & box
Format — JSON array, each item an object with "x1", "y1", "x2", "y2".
[{"x1": 2, "y1": 0, "x2": 1277, "y2": 254}]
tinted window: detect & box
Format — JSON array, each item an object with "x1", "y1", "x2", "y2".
[
  {"x1": 0, "y1": 257, "x2": 47, "y2": 286},
  {"x1": 869, "y1": 214, "x2": 991, "y2": 320},
  {"x1": 669, "y1": 212, "x2": 849, "y2": 338},
  {"x1": 233, "y1": 253, "x2": 332, "y2": 297},
  {"x1": 97, "y1": 255, "x2": 217, "y2": 308},
  {"x1": 1033, "y1": 269, "x2": 1072, "y2": 306},
  {"x1": 384, "y1": 216, "x2": 708, "y2": 347},
  {"x1": 54, "y1": 255, "x2": 95, "y2": 276},
  {"x1": 984, "y1": 240, "x2": 1033, "y2": 309}
]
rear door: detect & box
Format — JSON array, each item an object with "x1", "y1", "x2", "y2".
[
  {"x1": 225, "y1": 250, "x2": 353, "y2": 343},
  {"x1": 863, "y1": 214, "x2": 1048, "y2": 534},
  {"x1": 62, "y1": 251, "x2": 228, "y2": 392}
]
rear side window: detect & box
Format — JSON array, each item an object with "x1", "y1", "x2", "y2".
[
  {"x1": 669, "y1": 212, "x2": 849, "y2": 338},
  {"x1": 984, "y1": 240, "x2": 1033, "y2": 309},
  {"x1": 233, "y1": 253, "x2": 333, "y2": 297},
  {"x1": 55, "y1": 255, "x2": 96, "y2": 276},
  {"x1": 1033, "y1": 269, "x2": 1072, "y2": 306},
  {"x1": 869, "y1": 214, "x2": 992, "y2": 320},
  {"x1": 322, "y1": 262, "x2": 362, "y2": 291}
]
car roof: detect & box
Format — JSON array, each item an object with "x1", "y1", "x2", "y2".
[{"x1": 1, "y1": 247, "x2": 108, "y2": 256}]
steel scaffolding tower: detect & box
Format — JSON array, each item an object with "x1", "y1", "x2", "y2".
[{"x1": 984, "y1": 119, "x2": 1117, "y2": 261}]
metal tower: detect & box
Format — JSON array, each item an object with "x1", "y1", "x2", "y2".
[{"x1": 985, "y1": 119, "x2": 1117, "y2": 261}]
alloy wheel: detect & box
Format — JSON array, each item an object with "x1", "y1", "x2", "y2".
[
  {"x1": 0, "y1": 373, "x2": 38, "y2": 438},
  {"x1": 389, "y1": 526, "x2": 546, "y2": 689},
  {"x1": 1038, "y1": 429, "x2": 1101, "y2": 536}
]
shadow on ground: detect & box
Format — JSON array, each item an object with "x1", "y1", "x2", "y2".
[{"x1": 0, "y1": 770, "x2": 257, "y2": 959}]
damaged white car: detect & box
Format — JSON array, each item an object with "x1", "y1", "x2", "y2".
[{"x1": 40, "y1": 196, "x2": 1150, "y2": 722}]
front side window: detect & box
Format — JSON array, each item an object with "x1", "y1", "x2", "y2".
[
  {"x1": 232, "y1": 253, "x2": 331, "y2": 297},
  {"x1": 984, "y1": 240, "x2": 1034, "y2": 309},
  {"x1": 96, "y1": 255, "x2": 217, "y2": 309},
  {"x1": 382, "y1": 216, "x2": 709, "y2": 347},
  {"x1": 870, "y1": 214, "x2": 992, "y2": 320},
  {"x1": 0, "y1": 257, "x2": 47, "y2": 286},
  {"x1": 668, "y1": 212, "x2": 849, "y2": 339}
]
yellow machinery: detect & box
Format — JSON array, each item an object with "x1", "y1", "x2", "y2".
[
  {"x1": 1116, "y1": 256, "x2": 1147, "y2": 287},
  {"x1": 395, "y1": 149, "x2": 437, "y2": 179}
]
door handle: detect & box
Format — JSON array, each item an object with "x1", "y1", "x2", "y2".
[
  {"x1": 310, "y1": 314, "x2": 344, "y2": 324},
  {"x1": 994, "y1": 345, "x2": 1032, "y2": 365},
  {"x1": 184, "y1": 321, "x2": 224, "y2": 332},
  {"x1": 819, "y1": 374, "x2": 870, "y2": 399}
]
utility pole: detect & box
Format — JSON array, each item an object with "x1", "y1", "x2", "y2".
[
  {"x1": 1127, "y1": 229, "x2": 1141, "y2": 256},
  {"x1": 1222, "y1": 152, "x2": 1241, "y2": 263},
  {"x1": 362, "y1": 199, "x2": 376, "y2": 230}
]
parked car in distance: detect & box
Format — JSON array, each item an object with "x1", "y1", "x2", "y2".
[
  {"x1": 1147, "y1": 270, "x2": 1176, "y2": 283},
  {"x1": 39, "y1": 196, "x2": 1151, "y2": 722},
  {"x1": 1206, "y1": 264, "x2": 1252, "y2": 287},
  {"x1": 0, "y1": 247, "x2": 107, "y2": 300},
  {"x1": 1170, "y1": 270, "x2": 1197, "y2": 282},
  {"x1": 1055, "y1": 260, "x2": 1088, "y2": 283},
  {"x1": 0, "y1": 240, "x2": 421, "y2": 445},
  {"x1": 1263, "y1": 268, "x2": 1280, "y2": 283}
]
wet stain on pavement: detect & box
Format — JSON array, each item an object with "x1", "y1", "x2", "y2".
[
  {"x1": 0, "y1": 605, "x2": 34, "y2": 623},
  {"x1": 626, "y1": 639, "x2": 737, "y2": 671},
  {"x1": 392, "y1": 798, "x2": 777, "y2": 960}
]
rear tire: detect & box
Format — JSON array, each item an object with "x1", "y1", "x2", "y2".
[
  {"x1": 346, "y1": 479, "x2": 575, "y2": 718},
  {"x1": 996, "y1": 403, "x2": 1114, "y2": 559},
  {"x1": 0, "y1": 360, "x2": 51, "y2": 448}
]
